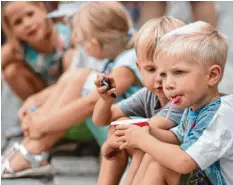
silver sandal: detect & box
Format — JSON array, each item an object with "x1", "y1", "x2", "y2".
[{"x1": 1, "y1": 143, "x2": 52, "y2": 178}]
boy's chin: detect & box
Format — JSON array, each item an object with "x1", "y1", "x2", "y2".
[
  {"x1": 174, "y1": 102, "x2": 190, "y2": 110},
  {"x1": 154, "y1": 91, "x2": 166, "y2": 98}
]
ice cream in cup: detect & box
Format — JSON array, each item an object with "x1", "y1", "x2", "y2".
[{"x1": 110, "y1": 118, "x2": 150, "y2": 131}]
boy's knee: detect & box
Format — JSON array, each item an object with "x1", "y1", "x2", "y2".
[
  {"x1": 3, "y1": 62, "x2": 20, "y2": 81},
  {"x1": 148, "y1": 160, "x2": 166, "y2": 176}
]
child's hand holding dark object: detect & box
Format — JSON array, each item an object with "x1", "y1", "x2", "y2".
[
  {"x1": 95, "y1": 73, "x2": 117, "y2": 100},
  {"x1": 101, "y1": 78, "x2": 117, "y2": 98}
]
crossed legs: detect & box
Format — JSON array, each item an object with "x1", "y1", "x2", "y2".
[{"x1": 3, "y1": 68, "x2": 93, "y2": 173}]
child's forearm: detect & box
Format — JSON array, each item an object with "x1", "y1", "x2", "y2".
[
  {"x1": 149, "y1": 116, "x2": 179, "y2": 144},
  {"x1": 150, "y1": 128, "x2": 180, "y2": 145},
  {"x1": 138, "y1": 134, "x2": 197, "y2": 174},
  {"x1": 41, "y1": 92, "x2": 99, "y2": 133},
  {"x1": 32, "y1": 85, "x2": 55, "y2": 105},
  {"x1": 92, "y1": 98, "x2": 115, "y2": 126}
]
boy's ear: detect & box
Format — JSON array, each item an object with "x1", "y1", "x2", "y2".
[
  {"x1": 208, "y1": 64, "x2": 222, "y2": 86},
  {"x1": 91, "y1": 38, "x2": 102, "y2": 49},
  {"x1": 136, "y1": 60, "x2": 141, "y2": 70}
]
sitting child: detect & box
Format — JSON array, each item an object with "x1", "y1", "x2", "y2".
[
  {"x1": 93, "y1": 17, "x2": 185, "y2": 185},
  {"x1": 115, "y1": 21, "x2": 232, "y2": 185},
  {"x1": 1, "y1": 1, "x2": 71, "y2": 100}
]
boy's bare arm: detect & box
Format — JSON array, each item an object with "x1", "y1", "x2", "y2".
[
  {"x1": 149, "y1": 116, "x2": 180, "y2": 144},
  {"x1": 93, "y1": 100, "x2": 127, "y2": 126},
  {"x1": 115, "y1": 125, "x2": 197, "y2": 174},
  {"x1": 138, "y1": 134, "x2": 197, "y2": 174},
  {"x1": 93, "y1": 66, "x2": 137, "y2": 126}
]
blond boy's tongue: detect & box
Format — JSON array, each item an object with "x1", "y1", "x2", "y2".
[{"x1": 171, "y1": 96, "x2": 181, "y2": 104}]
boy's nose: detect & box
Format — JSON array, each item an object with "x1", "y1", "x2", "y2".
[
  {"x1": 154, "y1": 73, "x2": 162, "y2": 84},
  {"x1": 153, "y1": 73, "x2": 162, "y2": 87},
  {"x1": 164, "y1": 76, "x2": 175, "y2": 90}
]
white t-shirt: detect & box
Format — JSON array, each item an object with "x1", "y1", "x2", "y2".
[
  {"x1": 70, "y1": 45, "x2": 108, "y2": 72},
  {"x1": 184, "y1": 94, "x2": 233, "y2": 185}
]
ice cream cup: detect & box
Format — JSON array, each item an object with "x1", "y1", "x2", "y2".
[{"x1": 111, "y1": 118, "x2": 150, "y2": 131}]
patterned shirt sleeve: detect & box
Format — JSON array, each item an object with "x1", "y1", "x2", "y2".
[{"x1": 170, "y1": 109, "x2": 188, "y2": 144}]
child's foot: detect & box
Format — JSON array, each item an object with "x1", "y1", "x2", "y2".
[{"x1": 2, "y1": 143, "x2": 50, "y2": 178}]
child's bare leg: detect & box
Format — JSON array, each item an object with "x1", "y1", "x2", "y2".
[
  {"x1": 50, "y1": 68, "x2": 91, "y2": 111},
  {"x1": 98, "y1": 125, "x2": 128, "y2": 185},
  {"x1": 3, "y1": 62, "x2": 46, "y2": 101},
  {"x1": 38, "y1": 68, "x2": 91, "y2": 113},
  {"x1": 98, "y1": 150, "x2": 128, "y2": 185},
  {"x1": 141, "y1": 160, "x2": 181, "y2": 185},
  {"x1": 132, "y1": 153, "x2": 153, "y2": 185},
  {"x1": 123, "y1": 149, "x2": 144, "y2": 185},
  {"x1": 139, "y1": 1, "x2": 167, "y2": 27},
  {"x1": 62, "y1": 48, "x2": 76, "y2": 71},
  {"x1": 190, "y1": 1, "x2": 217, "y2": 28}
]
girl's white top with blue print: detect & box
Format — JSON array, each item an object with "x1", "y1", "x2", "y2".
[
  {"x1": 171, "y1": 94, "x2": 233, "y2": 185},
  {"x1": 23, "y1": 23, "x2": 71, "y2": 84}
]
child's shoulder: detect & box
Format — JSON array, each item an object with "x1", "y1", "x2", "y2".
[
  {"x1": 194, "y1": 95, "x2": 233, "y2": 130},
  {"x1": 196, "y1": 98, "x2": 221, "y2": 121},
  {"x1": 216, "y1": 94, "x2": 233, "y2": 132},
  {"x1": 115, "y1": 48, "x2": 136, "y2": 62},
  {"x1": 54, "y1": 23, "x2": 70, "y2": 34},
  {"x1": 113, "y1": 48, "x2": 142, "y2": 82}
]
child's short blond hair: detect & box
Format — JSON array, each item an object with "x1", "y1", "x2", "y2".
[
  {"x1": 135, "y1": 16, "x2": 185, "y2": 62},
  {"x1": 154, "y1": 21, "x2": 229, "y2": 78}
]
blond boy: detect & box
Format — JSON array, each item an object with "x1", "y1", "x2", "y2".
[
  {"x1": 116, "y1": 21, "x2": 233, "y2": 185},
  {"x1": 94, "y1": 17, "x2": 185, "y2": 185}
]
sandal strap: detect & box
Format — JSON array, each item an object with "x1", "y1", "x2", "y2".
[
  {"x1": 2, "y1": 143, "x2": 20, "y2": 162},
  {"x1": 1, "y1": 143, "x2": 20, "y2": 174},
  {"x1": 2, "y1": 160, "x2": 14, "y2": 174},
  {"x1": 18, "y1": 144, "x2": 49, "y2": 168},
  {"x1": 1, "y1": 142, "x2": 49, "y2": 174}
]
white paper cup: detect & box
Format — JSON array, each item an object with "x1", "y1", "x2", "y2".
[{"x1": 111, "y1": 119, "x2": 149, "y2": 131}]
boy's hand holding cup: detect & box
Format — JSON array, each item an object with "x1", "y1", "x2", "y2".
[
  {"x1": 94, "y1": 73, "x2": 117, "y2": 101},
  {"x1": 111, "y1": 119, "x2": 150, "y2": 149},
  {"x1": 111, "y1": 119, "x2": 150, "y2": 131}
]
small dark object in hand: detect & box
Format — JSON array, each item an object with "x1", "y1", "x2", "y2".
[{"x1": 101, "y1": 78, "x2": 116, "y2": 98}]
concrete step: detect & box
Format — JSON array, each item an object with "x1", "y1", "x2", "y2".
[
  {"x1": 53, "y1": 176, "x2": 97, "y2": 185},
  {"x1": 1, "y1": 178, "x2": 46, "y2": 185},
  {"x1": 51, "y1": 156, "x2": 99, "y2": 176}
]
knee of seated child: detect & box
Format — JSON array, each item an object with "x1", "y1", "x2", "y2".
[
  {"x1": 3, "y1": 62, "x2": 22, "y2": 80},
  {"x1": 107, "y1": 125, "x2": 115, "y2": 137},
  {"x1": 59, "y1": 68, "x2": 91, "y2": 85},
  {"x1": 70, "y1": 68, "x2": 91, "y2": 83},
  {"x1": 57, "y1": 71, "x2": 73, "y2": 84}
]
